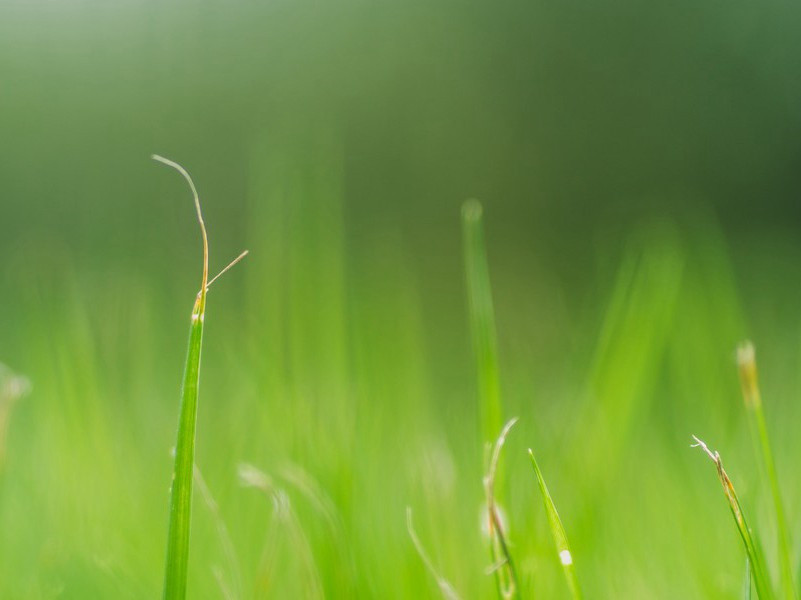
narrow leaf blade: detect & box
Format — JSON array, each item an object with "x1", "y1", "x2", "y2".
[
  {"x1": 527, "y1": 448, "x2": 582, "y2": 600},
  {"x1": 163, "y1": 305, "x2": 205, "y2": 599}
]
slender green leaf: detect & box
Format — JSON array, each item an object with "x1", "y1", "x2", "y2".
[
  {"x1": 738, "y1": 342, "x2": 795, "y2": 599},
  {"x1": 527, "y1": 448, "x2": 582, "y2": 600}
]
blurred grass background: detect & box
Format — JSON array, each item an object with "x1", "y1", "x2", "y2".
[{"x1": 2, "y1": 0, "x2": 801, "y2": 597}]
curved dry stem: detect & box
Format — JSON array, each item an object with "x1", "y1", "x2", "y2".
[{"x1": 152, "y1": 154, "x2": 209, "y2": 311}]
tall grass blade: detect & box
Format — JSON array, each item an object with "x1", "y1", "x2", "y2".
[
  {"x1": 153, "y1": 155, "x2": 212, "y2": 600},
  {"x1": 737, "y1": 342, "x2": 795, "y2": 599},
  {"x1": 692, "y1": 435, "x2": 774, "y2": 600},
  {"x1": 462, "y1": 200, "x2": 503, "y2": 445},
  {"x1": 527, "y1": 448, "x2": 582, "y2": 599}
]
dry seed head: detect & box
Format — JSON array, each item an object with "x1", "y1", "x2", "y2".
[
  {"x1": 736, "y1": 341, "x2": 761, "y2": 410},
  {"x1": 691, "y1": 436, "x2": 745, "y2": 525}
]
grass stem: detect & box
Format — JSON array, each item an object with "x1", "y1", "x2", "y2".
[
  {"x1": 155, "y1": 155, "x2": 209, "y2": 600},
  {"x1": 737, "y1": 342, "x2": 795, "y2": 599}
]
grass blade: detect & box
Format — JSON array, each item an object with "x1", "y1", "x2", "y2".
[
  {"x1": 462, "y1": 200, "x2": 503, "y2": 445},
  {"x1": 527, "y1": 448, "x2": 582, "y2": 600},
  {"x1": 692, "y1": 435, "x2": 774, "y2": 600},
  {"x1": 484, "y1": 418, "x2": 520, "y2": 600},
  {"x1": 737, "y1": 342, "x2": 795, "y2": 599},
  {"x1": 154, "y1": 155, "x2": 209, "y2": 600}
]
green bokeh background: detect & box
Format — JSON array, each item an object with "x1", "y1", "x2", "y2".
[{"x1": 2, "y1": 1, "x2": 801, "y2": 597}]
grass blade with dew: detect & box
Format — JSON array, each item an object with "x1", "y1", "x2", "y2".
[
  {"x1": 462, "y1": 199, "x2": 503, "y2": 447},
  {"x1": 484, "y1": 418, "x2": 520, "y2": 600},
  {"x1": 406, "y1": 507, "x2": 461, "y2": 600},
  {"x1": 737, "y1": 342, "x2": 795, "y2": 599},
  {"x1": 153, "y1": 154, "x2": 247, "y2": 600},
  {"x1": 692, "y1": 435, "x2": 774, "y2": 600},
  {"x1": 527, "y1": 448, "x2": 582, "y2": 599}
]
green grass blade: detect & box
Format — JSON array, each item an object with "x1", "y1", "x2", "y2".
[
  {"x1": 738, "y1": 342, "x2": 795, "y2": 599},
  {"x1": 692, "y1": 436, "x2": 775, "y2": 600},
  {"x1": 527, "y1": 448, "x2": 582, "y2": 600},
  {"x1": 462, "y1": 199, "x2": 502, "y2": 446},
  {"x1": 154, "y1": 155, "x2": 209, "y2": 600},
  {"x1": 164, "y1": 307, "x2": 205, "y2": 599}
]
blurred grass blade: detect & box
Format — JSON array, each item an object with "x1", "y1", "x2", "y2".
[
  {"x1": 195, "y1": 464, "x2": 243, "y2": 600},
  {"x1": 527, "y1": 448, "x2": 582, "y2": 599},
  {"x1": 406, "y1": 507, "x2": 461, "y2": 600},
  {"x1": 745, "y1": 557, "x2": 752, "y2": 600},
  {"x1": 0, "y1": 363, "x2": 31, "y2": 470},
  {"x1": 484, "y1": 418, "x2": 520, "y2": 600},
  {"x1": 737, "y1": 342, "x2": 795, "y2": 599},
  {"x1": 692, "y1": 436, "x2": 774, "y2": 600},
  {"x1": 154, "y1": 155, "x2": 209, "y2": 600},
  {"x1": 462, "y1": 199, "x2": 503, "y2": 445}
]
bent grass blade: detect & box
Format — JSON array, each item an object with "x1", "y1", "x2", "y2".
[
  {"x1": 484, "y1": 417, "x2": 520, "y2": 600},
  {"x1": 154, "y1": 155, "x2": 246, "y2": 600},
  {"x1": 692, "y1": 435, "x2": 774, "y2": 600},
  {"x1": 527, "y1": 448, "x2": 582, "y2": 600},
  {"x1": 154, "y1": 154, "x2": 209, "y2": 600}
]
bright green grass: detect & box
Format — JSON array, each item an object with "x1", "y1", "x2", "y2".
[{"x1": 1, "y1": 142, "x2": 801, "y2": 598}]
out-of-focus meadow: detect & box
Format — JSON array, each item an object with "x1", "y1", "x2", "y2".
[{"x1": 2, "y1": 1, "x2": 801, "y2": 597}]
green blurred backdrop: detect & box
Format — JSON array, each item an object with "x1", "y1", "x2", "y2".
[{"x1": 2, "y1": 0, "x2": 801, "y2": 597}]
